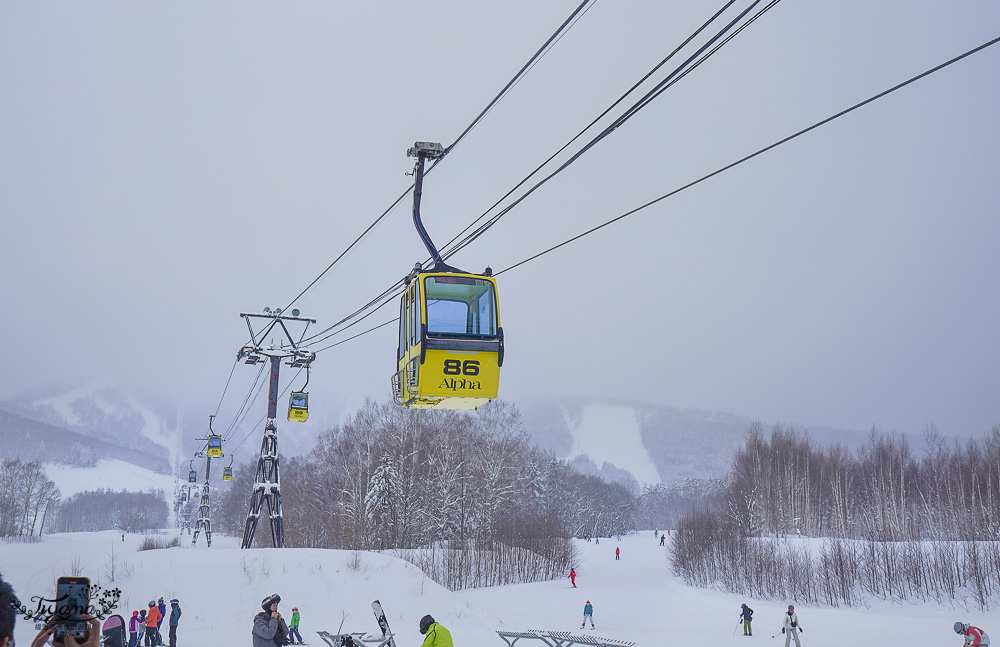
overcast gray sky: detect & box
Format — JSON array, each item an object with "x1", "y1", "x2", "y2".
[{"x1": 2, "y1": 0, "x2": 998, "y2": 441}]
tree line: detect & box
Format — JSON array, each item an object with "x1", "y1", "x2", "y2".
[
  {"x1": 672, "y1": 423, "x2": 1000, "y2": 608},
  {"x1": 215, "y1": 399, "x2": 644, "y2": 589},
  {"x1": 0, "y1": 458, "x2": 60, "y2": 538},
  {"x1": 51, "y1": 488, "x2": 169, "y2": 533}
]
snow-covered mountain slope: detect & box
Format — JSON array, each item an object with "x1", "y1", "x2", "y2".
[
  {"x1": 518, "y1": 396, "x2": 927, "y2": 487},
  {"x1": 43, "y1": 459, "x2": 175, "y2": 498},
  {"x1": 1, "y1": 382, "x2": 181, "y2": 474},
  {"x1": 2, "y1": 530, "x2": 977, "y2": 647},
  {"x1": 564, "y1": 403, "x2": 661, "y2": 487}
]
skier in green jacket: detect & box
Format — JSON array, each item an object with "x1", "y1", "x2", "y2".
[
  {"x1": 287, "y1": 607, "x2": 303, "y2": 645},
  {"x1": 419, "y1": 615, "x2": 452, "y2": 647}
]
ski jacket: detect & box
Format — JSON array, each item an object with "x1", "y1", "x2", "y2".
[
  {"x1": 129, "y1": 616, "x2": 140, "y2": 632},
  {"x1": 157, "y1": 603, "x2": 166, "y2": 626},
  {"x1": 963, "y1": 626, "x2": 991, "y2": 647},
  {"x1": 583, "y1": 604, "x2": 593, "y2": 616},
  {"x1": 169, "y1": 603, "x2": 182, "y2": 627},
  {"x1": 419, "y1": 622, "x2": 453, "y2": 647},
  {"x1": 146, "y1": 606, "x2": 162, "y2": 629},
  {"x1": 290, "y1": 611, "x2": 300, "y2": 629},
  {"x1": 253, "y1": 611, "x2": 290, "y2": 647},
  {"x1": 782, "y1": 611, "x2": 800, "y2": 632},
  {"x1": 740, "y1": 606, "x2": 753, "y2": 622}
]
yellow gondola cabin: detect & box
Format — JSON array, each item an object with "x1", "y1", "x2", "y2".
[{"x1": 393, "y1": 268, "x2": 503, "y2": 409}]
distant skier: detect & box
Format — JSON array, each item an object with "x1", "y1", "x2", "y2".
[
  {"x1": 615, "y1": 547, "x2": 620, "y2": 561},
  {"x1": 581, "y1": 601, "x2": 594, "y2": 629},
  {"x1": 954, "y1": 622, "x2": 991, "y2": 647},
  {"x1": 739, "y1": 603, "x2": 753, "y2": 636},
  {"x1": 569, "y1": 568, "x2": 577, "y2": 588},
  {"x1": 287, "y1": 607, "x2": 303, "y2": 645},
  {"x1": 595, "y1": 537, "x2": 599, "y2": 545},
  {"x1": 418, "y1": 615, "x2": 452, "y2": 647},
  {"x1": 254, "y1": 594, "x2": 290, "y2": 647},
  {"x1": 167, "y1": 599, "x2": 181, "y2": 647},
  {"x1": 781, "y1": 605, "x2": 802, "y2": 647},
  {"x1": 659, "y1": 535, "x2": 665, "y2": 546}
]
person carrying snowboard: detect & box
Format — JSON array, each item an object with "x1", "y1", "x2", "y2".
[
  {"x1": 781, "y1": 605, "x2": 802, "y2": 647},
  {"x1": 581, "y1": 601, "x2": 594, "y2": 629},
  {"x1": 954, "y1": 622, "x2": 991, "y2": 647},
  {"x1": 254, "y1": 594, "x2": 290, "y2": 647},
  {"x1": 739, "y1": 603, "x2": 753, "y2": 636},
  {"x1": 569, "y1": 568, "x2": 577, "y2": 588},
  {"x1": 287, "y1": 607, "x2": 303, "y2": 645},
  {"x1": 418, "y1": 615, "x2": 452, "y2": 647}
]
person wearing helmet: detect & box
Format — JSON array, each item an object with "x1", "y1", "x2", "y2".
[
  {"x1": 781, "y1": 605, "x2": 802, "y2": 647},
  {"x1": 581, "y1": 601, "x2": 594, "y2": 629},
  {"x1": 418, "y1": 615, "x2": 452, "y2": 647},
  {"x1": 254, "y1": 594, "x2": 290, "y2": 647},
  {"x1": 145, "y1": 602, "x2": 162, "y2": 647},
  {"x1": 287, "y1": 607, "x2": 303, "y2": 645},
  {"x1": 156, "y1": 598, "x2": 166, "y2": 645},
  {"x1": 739, "y1": 603, "x2": 754, "y2": 636},
  {"x1": 167, "y1": 599, "x2": 182, "y2": 647},
  {"x1": 955, "y1": 622, "x2": 991, "y2": 647},
  {"x1": 128, "y1": 611, "x2": 141, "y2": 647}
]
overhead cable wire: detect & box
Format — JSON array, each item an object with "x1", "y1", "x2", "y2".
[
  {"x1": 438, "y1": 0, "x2": 740, "y2": 257},
  {"x1": 302, "y1": 35, "x2": 1000, "y2": 353},
  {"x1": 212, "y1": 358, "x2": 240, "y2": 417},
  {"x1": 298, "y1": 0, "x2": 749, "y2": 348},
  {"x1": 226, "y1": 369, "x2": 302, "y2": 456},
  {"x1": 442, "y1": 0, "x2": 777, "y2": 261},
  {"x1": 495, "y1": 35, "x2": 1000, "y2": 275},
  {"x1": 279, "y1": 0, "x2": 599, "y2": 317},
  {"x1": 221, "y1": 362, "x2": 267, "y2": 441}
]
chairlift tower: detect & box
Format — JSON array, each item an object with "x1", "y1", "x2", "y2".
[
  {"x1": 238, "y1": 308, "x2": 316, "y2": 549},
  {"x1": 191, "y1": 448, "x2": 213, "y2": 547},
  {"x1": 192, "y1": 416, "x2": 221, "y2": 547}
]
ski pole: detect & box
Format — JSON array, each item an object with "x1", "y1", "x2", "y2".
[{"x1": 733, "y1": 621, "x2": 740, "y2": 636}]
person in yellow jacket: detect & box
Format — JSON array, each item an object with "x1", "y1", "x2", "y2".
[{"x1": 418, "y1": 615, "x2": 452, "y2": 647}]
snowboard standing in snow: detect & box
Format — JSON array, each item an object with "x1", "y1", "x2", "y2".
[{"x1": 372, "y1": 600, "x2": 397, "y2": 647}]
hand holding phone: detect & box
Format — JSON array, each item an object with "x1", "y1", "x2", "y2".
[{"x1": 53, "y1": 576, "x2": 90, "y2": 646}]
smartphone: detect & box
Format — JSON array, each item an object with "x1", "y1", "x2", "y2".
[{"x1": 54, "y1": 576, "x2": 90, "y2": 645}]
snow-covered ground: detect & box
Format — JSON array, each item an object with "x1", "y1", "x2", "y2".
[
  {"x1": 2, "y1": 531, "x2": 992, "y2": 647},
  {"x1": 44, "y1": 459, "x2": 175, "y2": 498}
]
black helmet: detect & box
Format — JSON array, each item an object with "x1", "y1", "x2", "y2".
[
  {"x1": 262, "y1": 594, "x2": 281, "y2": 611},
  {"x1": 419, "y1": 615, "x2": 435, "y2": 634}
]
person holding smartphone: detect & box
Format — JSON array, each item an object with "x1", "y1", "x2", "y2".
[{"x1": 0, "y1": 573, "x2": 99, "y2": 647}]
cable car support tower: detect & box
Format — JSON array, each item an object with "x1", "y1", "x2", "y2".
[
  {"x1": 191, "y1": 415, "x2": 221, "y2": 547},
  {"x1": 237, "y1": 308, "x2": 316, "y2": 549}
]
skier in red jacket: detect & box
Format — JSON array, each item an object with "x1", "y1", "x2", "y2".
[
  {"x1": 955, "y1": 622, "x2": 990, "y2": 647},
  {"x1": 568, "y1": 568, "x2": 576, "y2": 588}
]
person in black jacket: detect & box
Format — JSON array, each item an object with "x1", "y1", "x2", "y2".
[{"x1": 739, "y1": 603, "x2": 753, "y2": 636}]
